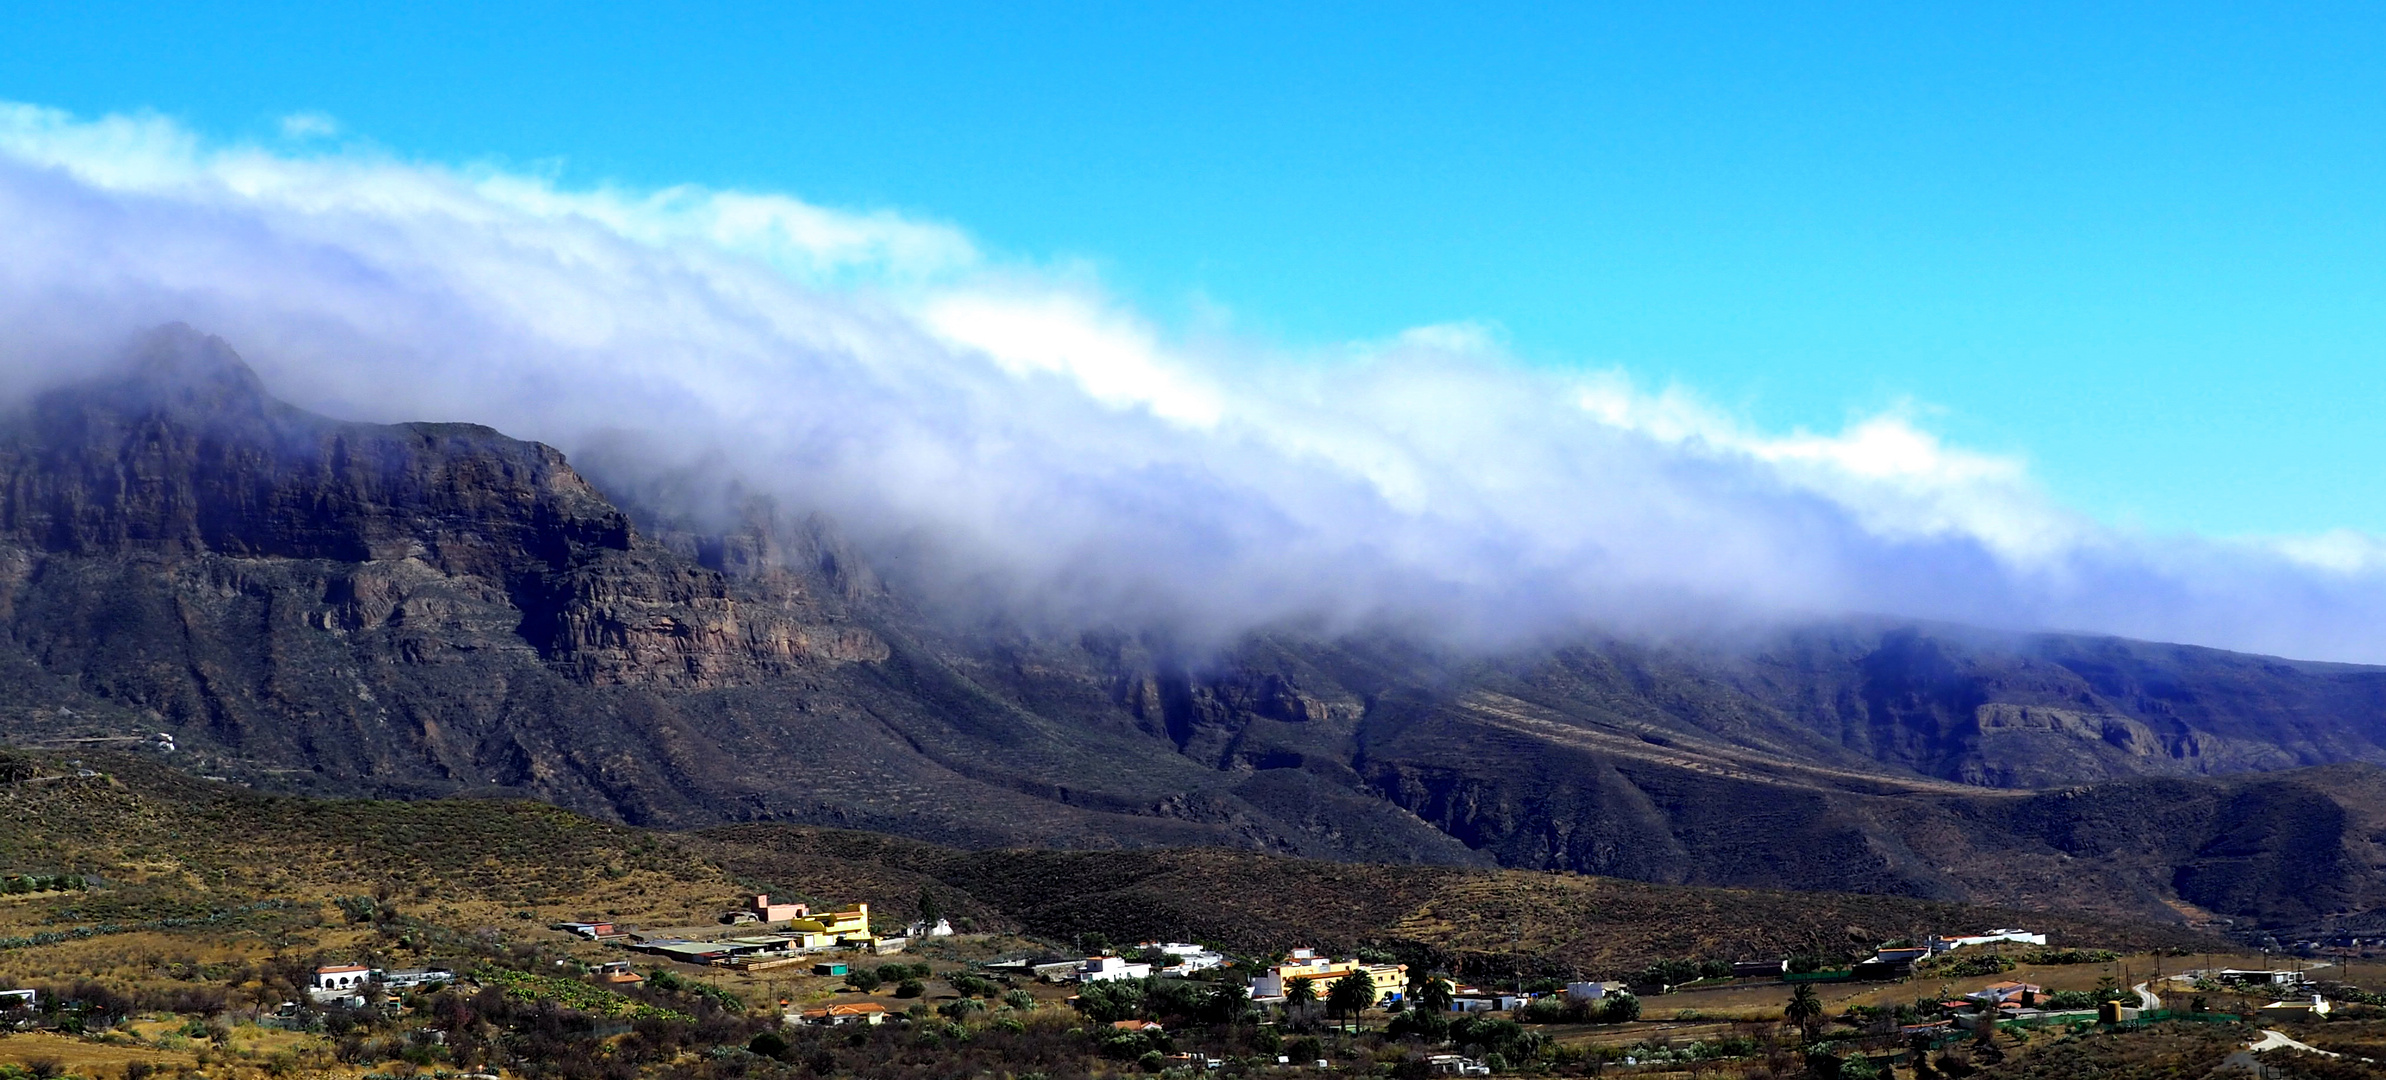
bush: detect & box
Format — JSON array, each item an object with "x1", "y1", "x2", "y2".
[
  {"x1": 1597, "y1": 993, "x2": 1639, "y2": 1024},
  {"x1": 895, "y1": 979, "x2": 926, "y2": 999},
  {"x1": 2024, "y1": 949, "x2": 2118, "y2": 966},
  {"x1": 747, "y1": 1031, "x2": 789, "y2": 1060},
  {"x1": 1932, "y1": 954, "x2": 2015, "y2": 978},
  {"x1": 1516, "y1": 999, "x2": 1568, "y2": 1025},
  {"x1": 1631, "y1": 959, "x2": 1701, "y2": 987},
  {"x1": 939, "y1": 999, "x2": 984, "y2": 1022},
  {"x1": 845, "y1": 969, "x2": 883, "y2": 993},
  {"x1": 1386, "y1": 1009, "x2": 1450, "y2": 1042}
]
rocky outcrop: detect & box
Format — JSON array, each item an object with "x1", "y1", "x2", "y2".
[{"x1": 0, "y1": 326, "x2": 881, "y2": 690}]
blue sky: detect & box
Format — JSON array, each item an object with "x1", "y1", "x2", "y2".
[{"x1": 8, "y1": 1, "x2": 2386, "y2": 537}]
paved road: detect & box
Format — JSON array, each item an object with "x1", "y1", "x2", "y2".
[
  {"x1": 2133, "y1": 981, "x2": 2160, "y2": 1011},
  {"x1": 2220, "y1": 1029, "x2": 2336, "y2": 1075}
]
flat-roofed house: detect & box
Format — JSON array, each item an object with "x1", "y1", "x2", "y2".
[{"x1": 1251, "y1": 952, "x2": 1408, "y2": 1006}]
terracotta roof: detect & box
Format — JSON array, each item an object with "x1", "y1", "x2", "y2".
[
  {"x1": 316, "y1": 965, "x2": 370, "y2": 974},
  {"x1": 801, "y1": 1003, "x2": 889, "y2": 1018}
]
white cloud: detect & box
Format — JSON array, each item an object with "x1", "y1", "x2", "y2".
[
  {"x1": 4, "y1": 102, "x2": 2386, "y2": 661},
  {"x1": 277, "y1": 111, "x2": 339, "y2": 140}
]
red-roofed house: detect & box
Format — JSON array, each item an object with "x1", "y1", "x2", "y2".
[{"x1": 795, "y1": 1002, "x2": 888, "y2": 1026}]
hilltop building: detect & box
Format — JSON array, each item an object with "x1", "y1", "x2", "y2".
[
  {"x1": 308, "y1": 965, "x2": 372, "y2": 1002},
  {"x1": 1930, "y1": 929, "x2": 2046, "y2": 953}
]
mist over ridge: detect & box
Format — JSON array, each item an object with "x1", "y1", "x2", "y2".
[{"x1": 5, "y1": 102, "x2": 2386, "y2": 662}]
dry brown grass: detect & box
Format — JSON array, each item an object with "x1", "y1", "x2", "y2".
[{"x1": 0, "y1": 742, "x2": 2228, "y2": 1056}]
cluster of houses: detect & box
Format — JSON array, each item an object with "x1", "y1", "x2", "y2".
[
  {"x1": 601, "y1": 897, "x2": 909, "y2": 972},
  {"x1": 1014, "y1": 942, "x2": 1229, "y2": 984}
]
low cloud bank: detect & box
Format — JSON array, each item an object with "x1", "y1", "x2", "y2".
[{"x1": 3, "y1": 103, "x2": 2383, "y2": 660}]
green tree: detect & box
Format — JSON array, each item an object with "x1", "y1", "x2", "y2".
[
  {"x1": 1073, "y1": 978, "x2": 1148, "y2": 1023},
  {"x1": 1597, "y1": 992, "x2": 1639, "y2": 1024},
  {"x1": 917, "y1": 886, "x2": 941, "y2": 926},
  {"x1": 938, "y1": 998, "x2": 983, "y2": 1022},
  {"x1": 1285, "y1": 976, "x2": 1319, "y2": 1022},
  {"x1": 1785, "y1": 983, "x2": 1825, "y2": 1042},
  {"x1": 1328, "y1": 971, "x2": 1377, "y2": 1033},
  {"x1": 1201, "y1": 980, "x2": 1251, "y2": 1027},
  {"x1": 1413, "y1": 974, "x2": 1455, "y2": 1016}
]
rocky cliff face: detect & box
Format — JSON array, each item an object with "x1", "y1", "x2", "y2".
[
  {"x1": 7, "y1": 326, "x2": 2386, "y2": 933},
  {"x1": 0, "y1": 326, "x2": 881, "y2": 694}
]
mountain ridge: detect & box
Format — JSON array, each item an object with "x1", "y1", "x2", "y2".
[{"x1": 4, "y1": 326, "x2": 2385, "y2": 935}]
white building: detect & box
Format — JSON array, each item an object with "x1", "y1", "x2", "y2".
[
  {"x1": 1565, "y1": 982, "x2": 1625, "y2": 1002},
  {"x1": 1078, "y1": 956, "x2": 1153, "y2": 983},
  {"x1": 382, "y1": 968, "x2": 456, "y2": 989},
  {"x1": 309, "y1": 964, "x2": 372, "y2": 1002},
  {"x1": 2260, "y1": 994, "x2": 2332, "y2": 1017},
  {"x1": 2222, "y1": 969, "x2": 2305, "y2": 986},
  {"x1": 1929, "y1": 929, "x2": 2047, "y2": 953},
  {"x1": 1144, "y1": 942, "x2": 1225, "y2": 976}
]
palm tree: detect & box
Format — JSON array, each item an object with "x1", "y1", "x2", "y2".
[
  {"x1": 1328, "y1": 971, "x2": 1377, "y2": 1035},
  {"x1": 1413, "y1": 973, "x2": 1455, "y2": 1016},
  {"x1": 1203, "y1": 980, "x2": 1250, "y2": 1027},
  {"x1": 1285, "y1": 976, "x2": 1319, "y2": 1024},
  {"x1": 1785, "y1": 982, "x2": 1824, "y2": 1042}
]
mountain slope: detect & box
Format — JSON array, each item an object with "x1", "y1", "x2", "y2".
[
  {"x1": 5, "y1": 326, "x2": 2386, "y2": 933},
  {"x1": 0, "y1": 745, "x2": 2218, "y2": 984}
]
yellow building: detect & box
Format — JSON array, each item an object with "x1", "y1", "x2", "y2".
[
  {"x1": 785, "y1": 903, "x2": 871, "y2": 939},
  {"x1": 1253, "y1": 950, "x2": 1407, "y2": 1006}
]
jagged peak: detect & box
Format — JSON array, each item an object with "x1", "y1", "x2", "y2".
[{"x1": 113, "y1": 322, "x2": 275, "y2": 421}]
